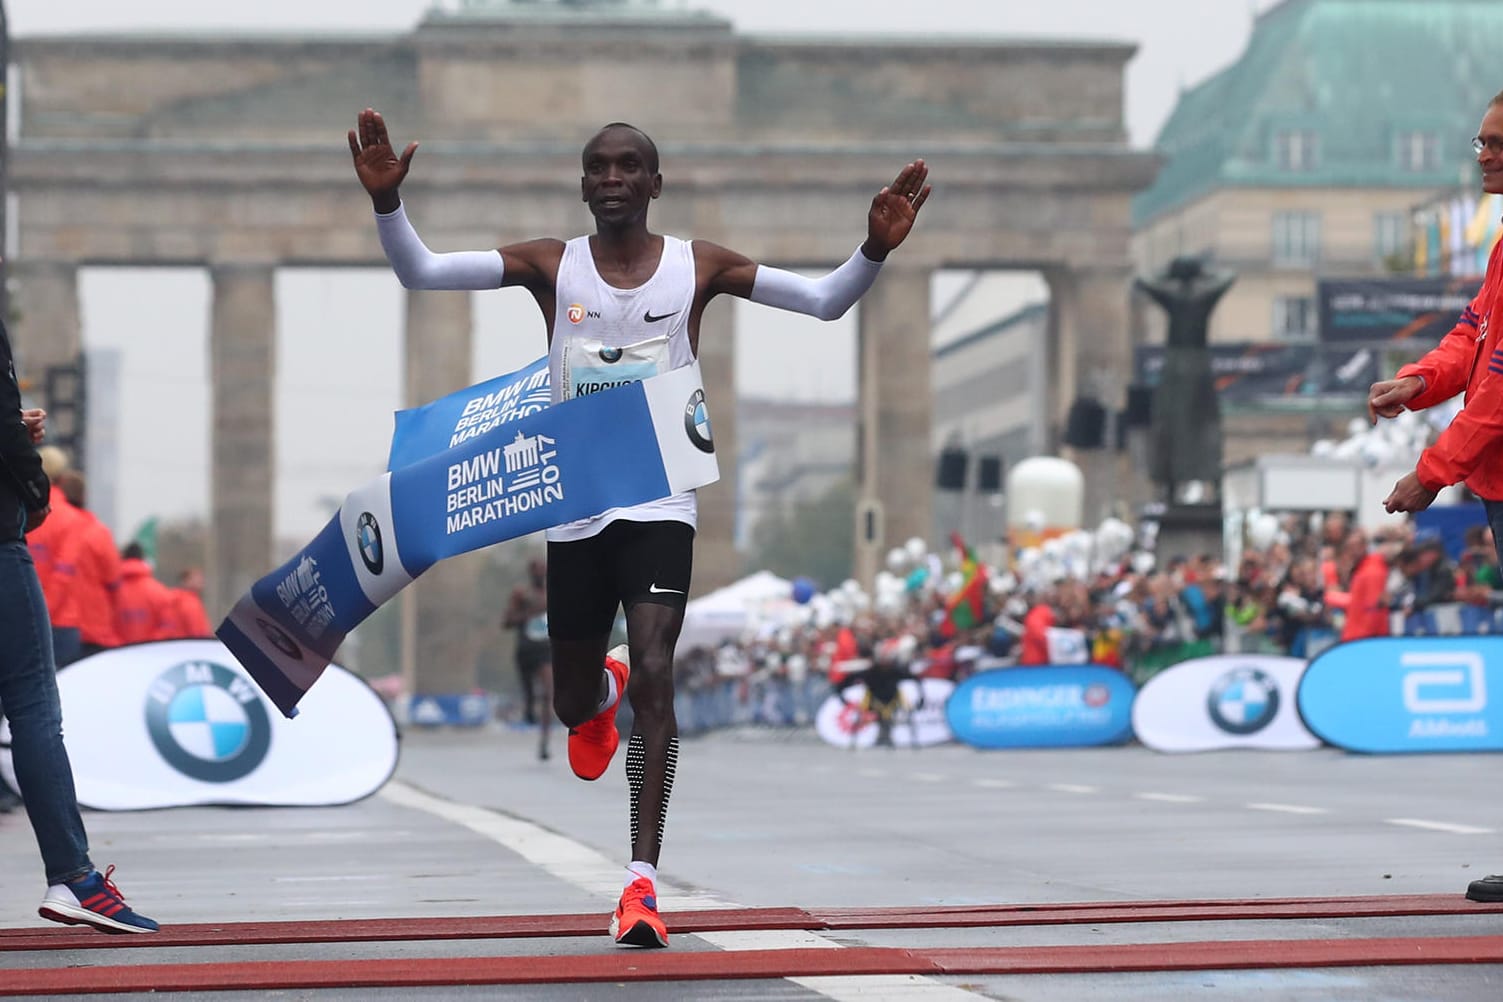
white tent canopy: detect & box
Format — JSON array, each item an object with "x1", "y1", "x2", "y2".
[{"x1": 679, "y1": 570, "x2": 794, "y2": 650}]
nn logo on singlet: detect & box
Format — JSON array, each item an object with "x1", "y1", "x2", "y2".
[{"x1": 567, "y1": 303, "x2": 602, "y2": 325}]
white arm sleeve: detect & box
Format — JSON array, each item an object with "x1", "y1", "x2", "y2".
[
  {"x1": 748, "y1": 246, "x2": 883, "y2": 321},
  {"x1": 375, "y1": 203, "x2": 506, "y2": 290}
]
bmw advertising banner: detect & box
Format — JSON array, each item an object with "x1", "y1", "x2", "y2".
[
  {"x1": 945, "y1": 666, "x2": 1136, "y2": 749},
  {"x1": 1132, "y1": 655, "x2": 1318, "y2": 753},
  {"x1": 0, "y1": 641, "x2": 398, "y2": 810},
  {"x1": 813, "y1": 678, "x2": 955, "y2": 749},
  {"x1": 218, "y1": 359, "x2": 719, "y2": 718},
  {"x1": 1299, "y1": 637, "x2": 1503, "y2": 753}
]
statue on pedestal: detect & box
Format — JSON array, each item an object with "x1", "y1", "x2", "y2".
[{"x1": 1135, "y1": 256, "x2": 1236, "y2": 503}]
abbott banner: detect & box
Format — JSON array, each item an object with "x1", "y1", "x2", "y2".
[
  {"x1": 0, "y1": 641, "x2": 398, "y2": 810},
  {"x1": 1132, "y1": 655, "x2": 1318, "y2": 753},
  {"x1": 1299, "y1": 637, "x2": 1503, "y2": 753},
  {"x1": 218, "y1": 360, "x2": 719, "y2": 717}
]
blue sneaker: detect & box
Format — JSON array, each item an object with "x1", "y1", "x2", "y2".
[{"x1": 39, "y1": 865, "x2": 159, "y2": 934}]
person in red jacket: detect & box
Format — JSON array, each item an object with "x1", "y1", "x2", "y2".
[
  {"x1": 24, "y1": 446, "x2": 86, "y2": 666},
  {"x1": 1018, "y1": 594, "x2": 1056, "y2": 666},
  {"x1": 1338, "y1": 530, "x2": 1399, "y2": 642},
  {"x1": 1370, "y1": 89, "x2": 1503, "y2": 906},
  {"x1": 114, "y1": 543, "x2": 175, "y2": 645},
  {"x1": 168, "y1": 566, "x2": 213, "y2": 639},
  {"x1": 1374, "y1": 91, "x2": 1503, "y2": 532},
  {"x1": 55, "y1": 471, "x2": 120, "y2": 656}
]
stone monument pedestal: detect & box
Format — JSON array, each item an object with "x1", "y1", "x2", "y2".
[{"x1": 1153, "y1": 502, "x2": 1224, "y2": 565}]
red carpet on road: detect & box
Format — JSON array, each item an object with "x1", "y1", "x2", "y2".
[{"x1": 3, "y1": 895, "x2": 1502, "y2": 995}]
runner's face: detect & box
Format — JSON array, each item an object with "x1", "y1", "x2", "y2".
[
  {"x1": 581, "y1": 130, "x2": 661, "y2": 225},
  {"x1": 1478, "y1": 105, "x2": 1503, "y2": 195}
]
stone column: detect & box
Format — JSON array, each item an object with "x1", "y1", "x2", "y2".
[
  {"x1": 692, "y1": 298, "x2": 738, "y2": 597},
  {"x1": 1051, "y1": 266, "x2": 1141, "y2": 524},
  {"x1": 208, "y1": 264, "x2": 277, "y2": 619},
  {"x1": 402, "y1": 289, "x2": 478, "y2": 696},
  {"x1": 10, "y1": 261, "x2": 83, "y2": 448},
  {"x1": 854, "y1": 266, "x2": 932, "y2": 588}
]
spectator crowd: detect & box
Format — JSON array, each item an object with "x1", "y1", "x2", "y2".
[
  {"x1": 23, "y1": 446, "x2": 212, "y2": 668},
  {"x1": 662, "y1": 510, "x2": 1503, "y2": 734}
]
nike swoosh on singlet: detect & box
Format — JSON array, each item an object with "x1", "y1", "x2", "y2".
[
  {"x1": 647, "y1": 583, "x2": 685, "y2": 595},
  {"x1": 644, "y1": 310, "x2": 679, "y2": 323}
]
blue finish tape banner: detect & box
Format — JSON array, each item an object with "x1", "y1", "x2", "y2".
[
  {"x1": 1298, "y1": 637, "x2": 1503, "y2": 753},
  {"x1": 216, "y1": 359, "x2": 718, "y2": 718},
  {"x1": 945, "y1": 666, "x2": 1136, "y2": 749},
  {"x1": 387, "y1": 355, "x2": 551, "y2": 471}
]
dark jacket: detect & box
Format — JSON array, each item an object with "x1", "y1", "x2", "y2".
[{"x1": 0, "y1": 321, "x2": 49, "y2": 541}]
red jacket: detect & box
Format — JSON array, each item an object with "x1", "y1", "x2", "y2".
[
  {"x1": 1019, "y1": 604, "x2": 1055, "y2": 665},
  {"x1": 115, "y1": 558, "x2": 176, "y2": 644},
  {"x1": 1400, "y1": 238, "x2": 1503, "y2": 498},
  {"x1": 71, "y1": 510, "x2": 121, "y2": 648},
  {"x1": 169, "y1": 588, "x2": 213, "y2": 639},
  {"x1": 25, "y1": 485, "x2": 84, "y2": 628},
  {"x1": 1340, "y1": 552, "x2": 1391, "y2": 642}
]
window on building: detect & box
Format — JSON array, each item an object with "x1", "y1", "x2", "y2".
[
  {"x1": 1373, "y1": 212, "x2": 1407, "y2": 263},
  {"x1": 1272, "y1": 211, "x2": 1322, "y2": 267},
  {"x1": 1273, "y1": 296, "x2": 1317, "y2": 341},
  {"x1": 1396, "y1": 131, "x2": 1441, "y2": 172},
  {"x1": 1274, "y1": 129, "x2": 1319, "y2": 171}
]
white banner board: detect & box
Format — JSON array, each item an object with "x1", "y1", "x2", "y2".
[
  {"x1": 1132, "y1": 654, "x2": 1319, "y2": 753},
  {"x1": 1, "y1": 640, "x2": 399, "y2": 809}
]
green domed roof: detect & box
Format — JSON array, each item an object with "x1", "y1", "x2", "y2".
[{"x1": 1134, "y1": 0, "x2": 1503, "y2": 224}]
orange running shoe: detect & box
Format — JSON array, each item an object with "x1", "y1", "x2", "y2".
[
  {"x1": 611, "y1": 876, "x2": 668, "y2": 948},
  {"x1": 568, "y1": 644, "x2": 630, "y2": 781}
]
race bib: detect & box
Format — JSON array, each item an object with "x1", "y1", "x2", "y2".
[{"x1": 562, "y1": 334, "x2": 670, "y2": 401}]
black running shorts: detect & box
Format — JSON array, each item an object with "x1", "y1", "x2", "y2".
[{"x1": 546, "y1": 519, "x2": 695, "y2": 640}]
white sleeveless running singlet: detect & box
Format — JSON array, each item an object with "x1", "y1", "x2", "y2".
[{"x1": 546, "y1": 234, "x2": 699, "y2": 543}]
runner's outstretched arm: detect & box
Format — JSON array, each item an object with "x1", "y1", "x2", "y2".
[
  {"x1": 698, "y1": 160, "x2": 931, "y2": 319},
  {"x1": 348, "y1": 108, "x2": 561, "y2": 293}
]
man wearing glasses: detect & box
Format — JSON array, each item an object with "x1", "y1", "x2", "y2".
[{"x1": 1368, "y1": 90, "x2": 1503, "y2": 903}]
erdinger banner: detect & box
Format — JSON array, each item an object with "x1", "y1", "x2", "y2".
[
  {"x1": 0, "y1": 641, "x2": 398, "y2": 810},
  {"x1": 218, "y1": 360, "x2": 719, "y2": 718},
  {"x1": 945, "y1": 666, "x2": 1136, "y2": 749},
  {"x1": 1299, "y1": 637, "x2": 1503, "y2": 753},
  {"x1": 1132, "y1": 655, "x2": 1318, "y2": 753}
]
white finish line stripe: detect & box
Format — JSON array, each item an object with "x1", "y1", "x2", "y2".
[
  {"x1": 1386, "y1": 817, "x2": 1494, "y2": 835},
  {"x1": 381, "y1": 780, "x2": 984, "y2": 1001},
  {"x1": 1135, "y1": 792, "x2": 1203, "y2": 804},
  {"x1": 1049, "y1": 783, "x2": 1099, "y2": 794},
  {"x1": 1246, "y1": 802, "x2": 1328, "y2": 815}
]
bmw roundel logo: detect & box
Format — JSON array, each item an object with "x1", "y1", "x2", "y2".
[
  {"x1": 356, "y1": 511, "x2": 384, "y2": 575},
  {"x1": 146, "y1": 661, "x2": 273, "y2": 783},
  {"x1": 257, "y1": 618, "x2": 304, "y2": 662},
  {"x1": 599, "y1": 345, "x2": 623, "y2": 363},
  {"x1": 684, "y1": 389, "x2": 714, "y2": 454},
  {"x1": 1207, "y1": 667, "x2": 1280, "y2": 735}
]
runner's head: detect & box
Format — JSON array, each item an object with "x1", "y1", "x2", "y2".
[
  {"x1": 581, "y1": 123, "x2": 662, "y2": 226},
  {"x1": 1477, "y1": 90, "x2": 1503, "y2": 194}
]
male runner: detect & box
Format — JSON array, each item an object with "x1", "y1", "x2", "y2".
[{"x1": 349, "y1": 108, "x2": 929, "y2": 947}]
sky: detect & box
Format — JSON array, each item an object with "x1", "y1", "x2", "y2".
[{"x1": 7, "y1": 0, "x2": 1268, "y2": 544}]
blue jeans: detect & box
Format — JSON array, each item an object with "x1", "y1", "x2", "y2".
[
  {"x1": 0, "y1": 539, "x2": 92, "y2": 885},
  {"x1": 1484, "y1": 501, "x2": 1503, "y2": 570}
]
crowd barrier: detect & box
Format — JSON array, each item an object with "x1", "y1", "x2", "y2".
[{"x1": 653, "y1": 633, "x2": 1503, "y2": 757}]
